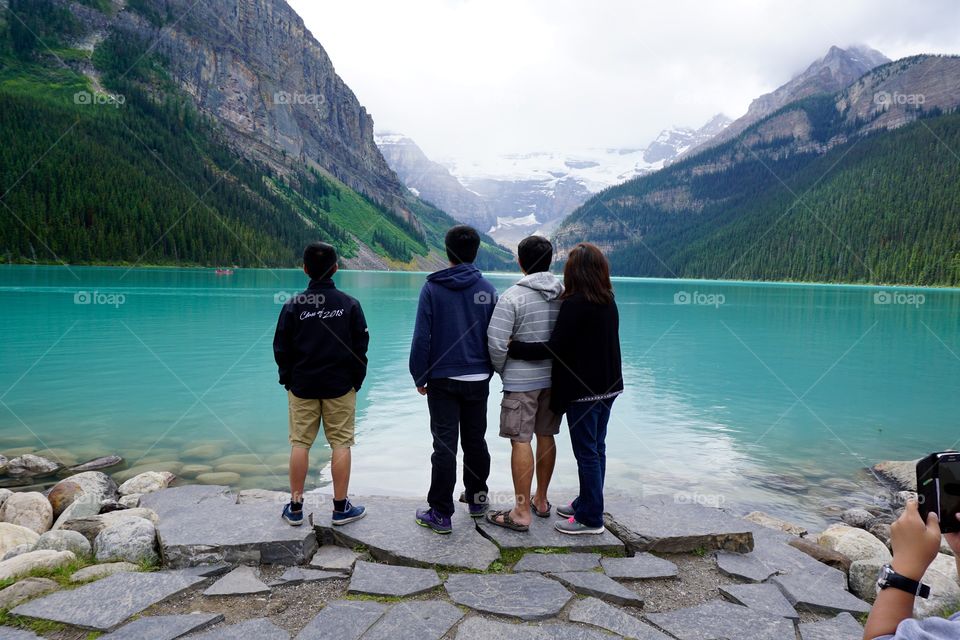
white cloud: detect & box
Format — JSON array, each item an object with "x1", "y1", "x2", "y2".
[{"x1": 288, "y1": 0, "x2": 960, "y2": 162}]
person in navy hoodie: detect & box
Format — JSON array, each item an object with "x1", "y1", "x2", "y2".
[{"x1": 410, "y1": 225, "x2": 497, "y2": 534}]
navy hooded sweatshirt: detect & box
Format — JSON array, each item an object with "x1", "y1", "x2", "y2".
[{"x1": 409, "y1": 263, "x2": 497, "y2": 386}]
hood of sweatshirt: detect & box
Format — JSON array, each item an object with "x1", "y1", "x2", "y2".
[
  {"x1": 516, "y1": 271, "x2": 564, "y2": 301},
  {"x1": 427, "y1": 263, "x2": 483, "y2": 291}
]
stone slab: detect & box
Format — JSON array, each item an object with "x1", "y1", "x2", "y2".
[
  {"x1": 601, "y1": 553, "x2": 678, "y2": 579},
  {"x1": 10, "y1": 570, "x2": 205, "y2": 631},
  {"x1": 715, "y1": 550, "x2": 777, "y2": 582},
  {"x1": 313, "y1": 496, "x2": 499, "y2": 571},
  {"x1": 140, "y1": 485, "x2": 317, "y2": 567},
  {"x1": 100, "y1": 613, "x2": 224, "y2": 639},
  {"x1": 348, "y1": 560, "x2": 440, "y2": 597},
  {"x1": 309, "y1": 545, "x2": 360, "y2": 572},
  {"x1": 514, "y1": 552, "x2": 600, "y2": 573},
  {"x1": 604, "y1": 496, "x2": 754, "y2": 553},
  {"x1": 477, "y1": 510, "x2": 624, "y2": 552},
  {"x1": 445, "y1": 573, "x2": 572, "y2": 621},
  {"x1": 645, "y1": 600, "x2": 796, "y2": 640},
  {"x1": 550, "y1": 571, "x2": 643, "y2": 606},
  {"x1": 719, "y1": 583, "x2": 799, "y2": 620},
  {"x1": 453, "y1": 617, "x2": 611, "y2": 640},
  {"x1": 772, "y1": 573, "x2": 871, "y2": 615},
  {"x1": 177, "y1": 562, "x2": 232, "y2": 578},
  {"x1": 0, "y1": 628, "x2": 43, "y2": 640},
  {"x1": 272, "y1": 567, "x2": 344, "y2": 586},
  {"x1": 799, "y1": 612, "x2": 865, "y2": 640},
  {"x1": 203, "y1": 566, "x2": 270, "y2": 596},
  {"x1": 745, "y1": 526, "x2": 848, "y2": 589},
  {"x1": 362, "y1": 600, "x2": 464, "y2": 640},
  {"x1": 569, "y1": 596, "x2": 672, "y2": 639},
  {"x1": 187, "y1": 618, "x2": 289, "y2": 640},
  {"x1": 294, "y1": 600, "x2": 388, "y2": 640}
]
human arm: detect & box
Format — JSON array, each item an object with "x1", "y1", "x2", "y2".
[
  {"x1": 508, "y1": 298, "x2": 578, "y2": 361},
  {"x1": 863, "y1": 500, "x2": 943, "y2": 640},
  {"x1": 487, "y1": 296, "x2": 516, "y2": 374},
  {"x1": 409, "y1": 285, "x2": 432, "y2": 390},
  {"x1": 350, "y1": 301, "x2": 370, "y2": 391},
  {"x1": 272, "y1": 303, "x2": 295, "y2": 387}
]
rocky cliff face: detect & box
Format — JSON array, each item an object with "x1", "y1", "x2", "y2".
[
  {"x1": 109, "y1": 0, "x2": 413, "y2": 222},
  {"x1": 684, "y1": 45, "x2": 889, "y2": 157}
]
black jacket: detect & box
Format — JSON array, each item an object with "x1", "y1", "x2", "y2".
[
  {"x1": 508, "y1": 292, "x2": 623, "y2": 414},
  {"x1": 273, "y1": 279, "x2": 369, "y2": 399}
]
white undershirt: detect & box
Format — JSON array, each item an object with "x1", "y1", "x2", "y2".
[{"x1": 448, "y1": 373, "x2": 490, "y2": 382}]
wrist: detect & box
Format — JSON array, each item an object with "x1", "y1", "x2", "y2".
[{"x1": 891, "y1": 560, "x2": 927, "y2": 582}]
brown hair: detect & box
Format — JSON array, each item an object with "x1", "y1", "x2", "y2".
[{"x1": 561, "y1": 243, "x2": 614, "y2": 305}]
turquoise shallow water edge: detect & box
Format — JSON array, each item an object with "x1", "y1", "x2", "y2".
[{"x1": 0, "y1": 265, "x2": 958, "y2": 529}]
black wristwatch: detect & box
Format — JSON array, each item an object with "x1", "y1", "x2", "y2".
[{"x1": 876, "y1": 564, "x2": 931, "y2": 599}]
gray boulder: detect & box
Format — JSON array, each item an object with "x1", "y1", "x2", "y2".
[
  {"x1": 2, "y1": 543, "x2": 34, "y2": 561},
  {"x1": 61, "y1": 508, "x2": 159, "y2": 545},
  {"x1": 818, "y1": 524, "x2": 891, "y2": 563},
  {"x1": 34, "y1": 529, "x2": 91, "y2": 557},
  {"x1": 5, "y1": 454, "x2": 60, "y2": 477},
  {"x1": 841, "y1": 508, "x2": 874, "y2": 529},
  {"x1": 848, "y1": 558, "x2": 886, "y2": 601},
  {"x1": 94, "y1": 518, "x2": 158, "y2": 564},
  {"x1": 0, "y1": 492, "x2": 53, "y2": 534},
  {"x1": 0, "y1": 577, "x2": 60, "y2": 610},
  {"x1": 0, "y1": 522, "x2": 40, "y2": 557},
  {"x1": 49, "y1": 472, "x2": 119, "y2": 529}
]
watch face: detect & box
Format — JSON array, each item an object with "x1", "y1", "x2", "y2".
[{"x1": 876, "y1": 565, "x2": 892, "y2": 589}]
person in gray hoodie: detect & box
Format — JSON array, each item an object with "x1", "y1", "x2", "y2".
[{"x1": 485, "y1": 235, "x2": 564, "y2": 531}]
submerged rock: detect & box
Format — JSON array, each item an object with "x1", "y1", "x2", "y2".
[
  {"x1": 6, "y1": 454, "x2": 60, "y2": 478},
  {"x1": 0, "y1": 491, "x2": 53, "y2": 534},
  {"x1": 744, "y1": 511, "x2": 808, "y2": 536},
  {"x1": 872, "y1": 459, "x2": 919, "y2": 491},
  {"x1": 67, "y1": 455, "x2": 123, "y2": 473},
  {"x1": 0, "y1": 455, "x2": 7, "y2": 475}
]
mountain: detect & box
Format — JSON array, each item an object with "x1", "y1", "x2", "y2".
[
  {"x1": 553, "y1": 54, "x2": 960, "y2": 286},
  {"x1": 682, "y1": 45, "x2": 890, "y2": 158},
  {"x1": 0, "y1": 0, "x2": 512, "y2": 270},
  {"x1": 376, "y1": 115, "x2": 730, "y2": 249}
]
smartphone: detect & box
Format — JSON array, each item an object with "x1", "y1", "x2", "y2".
[{"x1": 917, "y1": 451, "x2": 960, "y2": 534}]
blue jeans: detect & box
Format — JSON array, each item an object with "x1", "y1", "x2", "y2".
[{"x1": 566, "y1": 398, "x2": 614, "y2": 528}]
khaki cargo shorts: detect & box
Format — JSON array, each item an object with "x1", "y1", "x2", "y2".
[
  {"x1": 499, "y1": 388, "x2": 562, "y2": 443},
  {"x1": 288, "y1": 389, "x2": 356, "y2": 450}
]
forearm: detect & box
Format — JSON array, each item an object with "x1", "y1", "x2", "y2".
[{"x1": 863, "y1": 588, "x2": 915, "y2": 639}]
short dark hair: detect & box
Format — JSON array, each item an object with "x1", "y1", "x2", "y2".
[
  {"x1": 445, "y1": 225, "x2": 480, "y2": 264},
  {"x1": 517, "y1": 235, "x2": 553, "y2": 274},
  {"x1": 303, "y1": 241, "x2": 338, "y2": 280}
]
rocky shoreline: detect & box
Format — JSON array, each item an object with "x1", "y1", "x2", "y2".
[{"x1": 0, "y1": 450, "x2": 954, "y2": 639}]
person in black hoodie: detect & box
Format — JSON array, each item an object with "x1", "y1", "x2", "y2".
[
  {"x1": 274, "y1": 242, "x2": 369, "y2": 527},
  {"x1": 508, "y1": 242, "x2": 623, "y2": 535}
]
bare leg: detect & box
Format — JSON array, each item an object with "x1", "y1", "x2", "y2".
[
  {"x1": 330, "y1": 447, "x2": 352, "y2": 501},
  {"x1": 289, "y1": 447, "x2": 309, "y2": 504},
  {"x1": 509, "y1": 441, "x2": 534, "y2": 526},
  {"x1": 533, "y1": 434, "x2": 556, "y2": 513}
]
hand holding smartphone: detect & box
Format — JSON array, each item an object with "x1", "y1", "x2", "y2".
[{"x1": 917, "y1": 452, "x2": 960, "y2": 534}]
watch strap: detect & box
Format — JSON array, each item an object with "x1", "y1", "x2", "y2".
[{"x1": 882, "y1": 565, "x2": 931, "y2": 599}]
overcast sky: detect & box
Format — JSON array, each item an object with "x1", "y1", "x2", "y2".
[{"x1": 288, "y1": 0, "x2": 959, "y2": 162}]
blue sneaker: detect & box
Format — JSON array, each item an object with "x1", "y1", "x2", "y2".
[
  {"x1": 416, "y1": 507, "x2": 452, "y2": 534},
  {"x1": 282, "y1": 502, "x2": 304, "y2": 526},
  {"x1": 332, "y1": 500, "x2": 366, "y2": 526}
]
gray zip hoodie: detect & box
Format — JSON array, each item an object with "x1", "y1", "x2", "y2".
[{"x1": 487, "y1": 271, "x2": 564, "y2": 392}]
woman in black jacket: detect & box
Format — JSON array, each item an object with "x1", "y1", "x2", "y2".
[{"x1": 508, "y1": 243, "x2": 623, "y2": 535}]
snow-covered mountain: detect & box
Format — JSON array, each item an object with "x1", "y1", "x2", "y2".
[{"x1": 376, "y1": 114, "x2": 730, "y2": 249}]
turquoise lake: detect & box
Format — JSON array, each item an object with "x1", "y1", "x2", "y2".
[{"x1": 1, "y1": 265, "x2": 958, "y2": 528}]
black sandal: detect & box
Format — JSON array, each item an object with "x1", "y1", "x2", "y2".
[
  {"x1": 531, "y1": 499, "x2": 553, "y2": 518},
  {"x1": 486, "y1": 509, "x2": 529, "y2": 532}
]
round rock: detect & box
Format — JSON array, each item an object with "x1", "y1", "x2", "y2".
[
  {"x1": 118, "y1": 471, "x2": 175, "y2": 497},
  {"x1": 70, "y1": 561, "x2": 139, "y2": 583},
  {"x1": 94, "y1": 518, "x2": 159, "y2": 564},
  {"x1": 0, "y1": 576, "x2": 60, "y2": 610},
  {"x1": 818, "y1": 523, "x2": 891, "y2": 563},
  {"x1": 841, "y1": 508, "x2": 874, "y2": 529},
  {"x1": 47, "y1": 481, "x2": 84, "y2": 519},
  {"x1": 445, "y1": 573, "x2": 573, "y2": 621},
  {"x1": 0, "y1": 549, "x2": 76, "y2": 581},
  {"x1": 0, "y1": 491, "x2": 53, "y2": 534},
  {"x1": 34, "y1": 529, "x2": 92, "y2": 557},
  {"x1": 0, "y1": 522, "x2": 40, "y2": 557}
]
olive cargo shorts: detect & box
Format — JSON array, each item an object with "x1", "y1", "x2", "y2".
[{"x1": 288, "y1": 389, "x2": 356, "y2": 449}]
